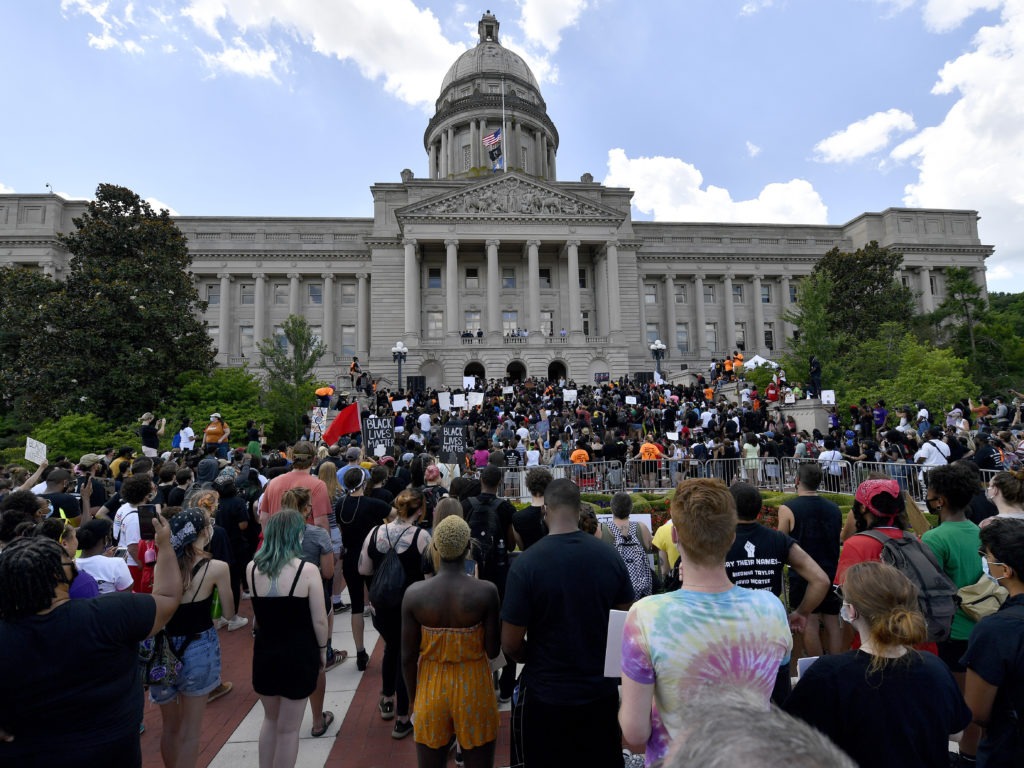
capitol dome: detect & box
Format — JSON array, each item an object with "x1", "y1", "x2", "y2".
[{"x1": 424, "y1": 12, "x2": 558, "y2": 181}]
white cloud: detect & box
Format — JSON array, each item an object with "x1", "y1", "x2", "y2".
[
  {"x1": 891, "y1": 0, "x2": 1024, "y2": 291},
  {"x1": 162, "y1": 43, "x2": 177, "y2": 54},
  {"x1": 181, "y1": 0, "x2": 227, "y2": 41},
  {"x1": 0, "y1": 182, "x2": 14, "y2": 194},
  {"x1": 740, "y1": 1, "x2": 776, "y2": 15},
  {"x1": 604, "y1": 148, "x2": 828, "y2": 224},
  {"x1": 921, "y1": 0, "x2": 1003, "y2": 32},
  {"x1": 517, "y1": 0, "x2": 588, "y2": 52},
  {"x1": 814, "y1": 108, "x2": 916, "y2": 163},
  {"x1": 123, "y1": 39, "x2": 144, "y2": 54},
  {"x1": 199, "y1": 37, "x2": 283, "y2": 81},
  {"x1": 146, "y1": 197, "x2": 181, "y2": 216},
  {"x1": 745, "y1": 140, "x2": 762, "y2": 157}
]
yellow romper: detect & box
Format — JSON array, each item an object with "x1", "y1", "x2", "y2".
[{"x1": 413, "y1": 623, "x2": 499, "y2": 750}]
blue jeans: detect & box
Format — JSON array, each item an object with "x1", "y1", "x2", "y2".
[{"x1": 150, "y1": 627, "x2": 222, "y2": 704}]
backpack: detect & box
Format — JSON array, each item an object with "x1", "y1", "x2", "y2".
[
  {"x1": 611, "y1": 521, "x2": 652, "y2": 600},
  {"x1": 418, "y1": 484, "x2": 447, "y2": 528},
  {"x1": 368, "y1": 525, "x2": 421, "y2": 612},
  {"x1": 171, "y1": 431, "x2": 182, "y2": 449},
  {"x1": 467, "y1": 495, "x2": 508, "y2": 587},
  {"x1": 237, "y1": 468, "x2": 262, "y2": 505},
  {"x1": 856, "y1": 530, "x2": 960, "y2": 643}
]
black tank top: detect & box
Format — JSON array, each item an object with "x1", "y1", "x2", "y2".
[{"x1": 165, "y1": 561, "x2": 214, "y2": 636}]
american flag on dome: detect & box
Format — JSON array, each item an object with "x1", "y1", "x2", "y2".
[{"x1": 482, "y1": 129, "x2": 502, "y2": 146}]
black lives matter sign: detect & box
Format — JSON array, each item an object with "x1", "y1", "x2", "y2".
[
  {"x1": 440, "y1": 421, "x2": 467, "y2": 463},
  {"x1": 364, "y1": 416, "x2": 394, "y2": 456}
]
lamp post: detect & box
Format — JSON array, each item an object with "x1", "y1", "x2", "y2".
[
  {"x1": 391, "y1": 341, "x2": 408, "y2": 391},
  {"x1": 649, "y1": 339, "x2": 667, "y2": 378}
]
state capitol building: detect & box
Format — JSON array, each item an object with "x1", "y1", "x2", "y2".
[{"x1": 0, "y1": 13, "x2": 993, "y2": 389}]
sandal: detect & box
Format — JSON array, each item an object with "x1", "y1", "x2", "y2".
[
  {"x1": 378, "y1": 696, "x2": 395, "y2": 720},
  {"x1": 311, "y1": 710, "x2": 334, "y2": 738}
]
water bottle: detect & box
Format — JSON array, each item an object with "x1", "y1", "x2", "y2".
[{"x1": 497, "y1": 538, "x2": 508, "y2": 569}]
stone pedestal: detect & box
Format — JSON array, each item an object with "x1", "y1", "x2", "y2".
[{"x1": 778, "y1": 398, "x2": 830, "y2": 436}]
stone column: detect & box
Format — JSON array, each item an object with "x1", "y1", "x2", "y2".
[
  {"x1": 253, "y1": 273, "x2": 266, "y2": 344},
  {"x1": 288, "y1": 273, "x2": 301, "y2": 317},
  {"x1": 752, "y1": 275, "x2": 765, "y2": 356},
  {"x1": 919, "y1": 267, "x2": 934, "y2": 313},
  {"x1": 515, "y1": 120, "x2": 523, "y2": 170},
  {"x1": 445, "y1": 239, "x2": 459, "y2": 335},
  {"x1": 565, "y1": 240, "x2": 582, "y2": 334},
  {"x1": 486, "y1": 239, "x2": 501, "y2": 335},
  {"x1": 526, "y1": 239, "x2": 541, "y2": 334},
  {"x1": 723, "y1": 273, "x2": 736, "y2": 352},
  {"x1": 594, "y1": 252, "x2": 607, "y2": 337},
  {"x1": 440, "y1": 131, "x2": 448, "y2": 177},
  {"x1": 605, "y1": 241, "x2": 621, "y2": 335},
  {"x1": 470, "y1": 121, "x2": 479, "y2": 168},
  {"x1": 534, "y1": 130, "x2": 543, "y2": 178},
  {"x1": 357, "y1": 273, "x2": 370, "y2": 355},
  {"x1": 403, "y1": 239, "x2": 420, "y2": 339},
  {"x1": 322, "y1": 273, "x2": 335, "y2": 356},
  {"x1": 540, "y1": 134, "x2": 548, "y2": 178},
  {"x1": 693, "y1": 274, "x2": 706, "y2": 357},
  {"x1": 217, "y1": 273, "x2": 233, "y2": 359},
  {"x1": 663, "y1": 275, "x2": 677, "y2": 352},
  {"x1": 448, "y1": 127, "x2": 456, "y2": 176},
  {"x1": 637, "y1": 275, "x2": 648, "y2": 342},
  {"x1": 975, "y1": 266, "x2": 989, "y2": 301},
  {"x1": 779, "y1": 274, "x2": 792, "y2": 342},
  {"x1": 548, "y1": 145, "x2": 556, "y2": 180},
  {"x1": 428, "y1": 143, "x2": 437, "y2": 179}
]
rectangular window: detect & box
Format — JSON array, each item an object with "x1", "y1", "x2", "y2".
[
  {"x1": 502, "y1": 268, "x2": 516, "y2": 289},
  {"x1": 426, "y1": 311, "x2": 443, "y2": 339},
  {"x1": 646, "y1": 323, "x2": 660, "y2": 344},
  {"x1": 310, "y1": 324, "x2": 323, "y2": 347},
  {"x1": 341, "y1": 283, "x2": 356, "y2": 306},
  {"x1": 644, "y1": 283, "x2": 657, "y2": 304},
  {"x1": 273, "y1": 283, "x2": 288, "y2": 305},
  {"x1": 428, "y1": 268, "x2": 442, "y2": 289},
  {"x1": 675, "y1": 284, "x2": 687, "y2": 304},
  {"x1": 466, "y1": 268, "x2": 479, "y2": 290},
  {"x1": 463, "y1": 145, "x2": 471, "y2": 171},
  {"x1": 464, "y1": 310, "x2": 481, "y2": 333},
  {"x1": 901, "y1": 276, "x2": 910, "y2": 289},
  {"x1": 208, "y1": 327, "x2": 220, "y2": 352},
  {"x1": 705, "y1": 322, "x2": 718, "y2": 351},
  {"x1": 273, "y1": 325, "x2": 288, "y2": 352},
  {"x1": 929, "y1": 275, "x2": 938, "y2": 295},
  {"x1": 341, "y1": 325, "x2": 356, "y2": 357},
  {"x1": 206, "y1": 283, "x2": 220, "y2": 306},
  {"x1": 675, "y1": 323, "x2": 689, "y2": 353},
  {"x1": 582, "y1": 312, "x2": 591, "y2": 336},
  {"x1": 790, "y1": 284, "x2": 799, "y2": 303},
  {"x1": 502, "y1": 311, "x2": 519, "y2": 336},
  {"x1": 578, "y1": 269, "x2": 587, "y2": 289},
  {"x1": 735, "y1": 322, "x2": 746, "y2": 350},
  {"x1": 240, "y1": 283, "x2": 255, "y2": 305},
  {"x1": 761, "y1": 283, "x2": 772, "y2": 304},
  {"x1": 704, "y1": 284, "x2": 716, "y2": 304},
  {"x1": 539, "y1": 268, "x2": 552, "y2": 288},
  {"x1": 521, "y1": 146, "x2": 528, "y2": 173},
  {"x1": 764, "y1": 322, "x2": 775, "y2": 351},
  {"x1": 308, "y1": 283, "x2": 323, "y2": 305},
  {"x1": 540, "y1": 309, "x2": 554, "y2": 337},
  {"x1": 239, "y1": 325, "x2": 254, "y2": 357},
  {"x1": 733, "y1": 284, "x2": 744, "y2": 304}
]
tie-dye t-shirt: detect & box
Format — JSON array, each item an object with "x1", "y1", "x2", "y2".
[{"x1": 621, "y1": 587, "x2": 792, "y2": 765}]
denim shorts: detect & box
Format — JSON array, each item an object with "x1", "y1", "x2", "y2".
[
  {"x1": 149, "y1": 626, "x2": 222, "y2": 704},
  {"x1": 330, "y1": 526, "x2": 343, "y2": 556}
]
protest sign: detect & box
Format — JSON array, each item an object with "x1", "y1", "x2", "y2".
[
  {"x1": 391, "y1": 399, "x2": 408, "y2": 413},
  {"x1": 25, "y1": 437, "x2": 46, "y2": 465},
  {"x1": 467, "y1": 392, "x2": 484, "y2": 408},
  {"x1": 462, "y1": 376, "x2": 475, "y2": 389},
  {"x1": 563, "y1": 389, "x2": 578, "y2": 403},
  {"x1": 625, "y1": 396, "x2": 637, "y2": 405},
  {"x1": 440, "y1": 420, "x2": 468, "y2": 463},
  {"x1": 453, "y1": 394, "x2": 467, "y2": 408},
  {"x1": 364, "y1": 415, "x2": 394, "y2": 455},
  {"x1": 438, "y1": 392, "x2": 451, "y2": 412}
]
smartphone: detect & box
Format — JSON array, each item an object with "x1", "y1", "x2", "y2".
[{"x1": 138, "y1": 504, "x2": 158, "y2": 541}]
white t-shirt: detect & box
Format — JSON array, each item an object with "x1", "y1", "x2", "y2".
[
  {"x1": 915, "y1": 439, "x2": 950, "y2": 467},
  {"x1": 818, "y1": 449, "x2": 844, "y2": 475},
  {"x1": 113, "y1": 503, "x2": 141, "y2": 567},
  {"x1": 179, "y1": 426, "x2": 196, "y2": 450},
  {"x1": 418, "y1": 413, "x2": 432, "y2": 433},
  {"x1": 76, "y1": 554, "x2": 134, "y2": 594}
]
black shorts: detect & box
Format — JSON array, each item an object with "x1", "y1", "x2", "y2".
[
  {"x1": 937, "y1": 637, "x2": 969, "y2": 673},
  {"x1": 789, "y1": 577, "x2": 841, "y2": 616}
]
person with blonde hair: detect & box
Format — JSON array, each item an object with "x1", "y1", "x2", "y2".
[
  {"x1": 402, "y1": 515, "x2": 500, "y2": 768},
  {"x1": 316, "y1": 461, "x2": 350, "y2": 614},
  {"x1": 619, "y1": 478, "x2": 791, "y2": 767},
  {"x1": 785, "y1": 561, "x2": 971, "y2": 767},
  {"x1": 982, "y1": 469, "x2": 1024, "y2": 525}
]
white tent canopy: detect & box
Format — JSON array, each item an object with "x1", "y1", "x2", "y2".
[{"x1": 743, "y1": 354, "x2": 779, "y2": 369}]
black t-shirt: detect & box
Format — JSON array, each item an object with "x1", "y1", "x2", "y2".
[
  {"x1": 336, "y1": 495, "x2": 390, "y2": 567},
  {"x1": 501, "y1": 531, "x2": 634, "y2": 705},
  {"x1": 0, "y1": 593, "x2": 156, "y2": 768},
  {"x1": 967, "y1": 491, "x2": 999, "y2": 526},
  {"x1": 216, "y1": 496, "x2": 250, "y2": 549},
  {"x1": 785, "y1": 650, "x2": 971, "y2": 768},
  {"x1": 960, "y1": 594, "x2": 1024, "y2": 767},
  {"x1": 785, "y1": 495, "x2": 842, "y2": 581},
  {"x1": 974, "y1": 444, "x2": 1002, "y2": 471},
  {"x1": 139, "y1": 424, "x2": 159, "y2": 450},
  {"x1": 369, "y1": 487, "x2": 394, "y2": 507},
  {"x1": 512, "y1": 505, "x2": 547, "y2": 550},
  {"x1": 75, "y1": 476, "x2": 107, "y2": 508},
  {"x1": 166, "y1": 485, "x2": 188, "y2": 508},
  {"x1": 41, "y1": 491, "x2": 82, "y2": 521},
  {"x1": 724, "y1": 523, "x2": 794, "y2": 596}
]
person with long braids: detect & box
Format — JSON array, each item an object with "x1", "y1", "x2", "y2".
[
  {"x1": 785, "y1": 561, "x2": 971, "y2": 767},
  {"x1": 0, "y1": 512, "x2": 181, "y2": 767}
]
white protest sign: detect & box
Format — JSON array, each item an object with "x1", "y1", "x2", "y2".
[
  {"x1": 467, "y1": 392, "x2": 484, "y2": 408},
  {"x1": 625, "y1": 396, "x2": 637, "y2": 405},
  {"x1": 25, "y1": 437, "x2": 47, "y2": 465},
  {"x1": 821, "y1": 390, "x2": 836, "y2": 405},
  {"x1": 664, "y1": 389, "x2": 672, "y2": 399},
  {"x1": 667, "y1": 432, "x2": 679, "y2": 442},
  {"x1": 784, "y1": 393, "x2": 796, "y2": 404},
  {"x1": 453, "y1": 394, "x2": 467, "y2": 408},
  {"x1": 604, "y1": 609, "x2": 628, "y2": 677},
  {"x1": 563, "y1": 389, "x2": 578, "y2": 403},
  {"x1": 502, "y1": 386, "x2": 513, "y2": 395},
  {"x1": 438, "y1": 392, "x2": 451, "y2": 412},
  {"x1": 391, "y1": 399, "x2": 408, "y2": 413},
  {"x1": 462, "y1": 376, "x2": 476, "y2": 389}
]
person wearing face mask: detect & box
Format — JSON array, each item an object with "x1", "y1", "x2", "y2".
[
  {"x1": 962, "y1": 517, "x2": 1024, "y2": 768},
  {"x1": 980, "y1": 469, "x2": 1024, "y2": 528},
  {"x1": 785, "y1": 561, "x2": 971, "y2": 768}
]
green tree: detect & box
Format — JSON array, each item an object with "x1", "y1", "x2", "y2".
[
  {"x1": 23, "y1": 184, "x2": 215, "y2": 422},
  {"x1": 0, "y1": 266, "x2": 60, "y2": 415},
  {"x1": 258, "y1": 315, "x2": 326, "y2": 442},
  {"x1": 930, "y1": 266, "x2": 986, "y2": 362},
  {"x1": 168, "y1": 367, "x2": 274, "y2": 446},
  {"x1": 812, "y1": 241, "x2": 915, "y2": 339},
  {"x1": 781, "y1": 271, "x2": 849, "y2": 393}
]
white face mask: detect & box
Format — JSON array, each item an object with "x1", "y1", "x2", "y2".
[
  {"x1": 981, "y1": 555, "x2": 1006, "y2": 584},
  {"x1": 840, "y1": 603, "x2": 856, "y2": 624}
]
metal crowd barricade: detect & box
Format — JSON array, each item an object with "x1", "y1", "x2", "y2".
[
  {"x1": 849, "y1": 460, "x2": 925, "y2": 502},
  {"x1": 624, "y1": 458, "x2": 680, "y2": 491},
  {"x1": 516, "y1": 459, "x2": 626, "y2": 495}
]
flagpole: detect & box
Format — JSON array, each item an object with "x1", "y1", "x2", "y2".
[{"x1": 501, "y1": 76, "x2": 507, "y2": 173}]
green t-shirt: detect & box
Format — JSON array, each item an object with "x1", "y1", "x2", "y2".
[{"x1": 922, "y1": 519, "x2": 982, "y2": 641}]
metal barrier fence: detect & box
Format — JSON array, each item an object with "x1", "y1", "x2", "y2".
[{"x1": 501, "y1": 460, "x2": 626, "y2": 498}]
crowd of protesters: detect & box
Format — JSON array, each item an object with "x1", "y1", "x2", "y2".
[{"x1": 1, "y1": 372, "x2": 1023, "y2": 768}]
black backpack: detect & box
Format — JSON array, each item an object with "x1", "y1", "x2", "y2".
[
  {"x1": 368, "y1": 525, "x2": 421, "y2": 612},
  {"x1": 856, "y1": 530, "x2": 960, "y2": 643},
  {"x1": 417, "y1": 484, "x2": 447, "y2": 529},
  {"x1": 467, "y1": 495, "x2": 508, "y2": 586}
]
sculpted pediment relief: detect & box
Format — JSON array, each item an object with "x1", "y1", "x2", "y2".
[{"x1": 397, "y1": 173, "x2": 625, "y2": 224}]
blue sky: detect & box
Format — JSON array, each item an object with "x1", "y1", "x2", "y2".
[{"x1": 2, "y1": 0, "x2": 1022, "y2": 291}]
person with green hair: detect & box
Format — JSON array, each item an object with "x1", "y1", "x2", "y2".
[{"x1": 247, "y1": 509, "x2": 330, "y2": 767}]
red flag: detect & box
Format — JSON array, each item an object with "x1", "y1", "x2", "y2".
[{"x1": 322, "y1": 403, "x2": 361, "y2": 445}]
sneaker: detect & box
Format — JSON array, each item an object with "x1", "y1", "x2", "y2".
[
  {"x1": 356, "y1": 649, "x2": 369, "y2": 671},
  {"x1": 213, "y1": 617, "x2": 228, "y2": 630},
  {"x1": 455, "y1": 746, "x2": 464, "y2": 767},
  {"x1": 241, "y1": 590, "x2": 252, "y2": 600},
  {"x1": 226, "y1": 615, "x2": 249, "y2": 631},
  {"x1": 497, "y1": 693, "x2": 512, "y2": 704},
  {"x1": 208, "y1": 682, "x2": 233, "y2": 703},
  {"x1": 332, "y1": 601, "x2": 351, "y2": 614},
  {"x1": 378, "y1": 696, "x2": 395, "y2": 720},
  {"x1": 325, "y1": 649, "x2": 348, "y2": 671},
  {"x1": 391, "y1": 719, "x2": 413, "y2": 739}
]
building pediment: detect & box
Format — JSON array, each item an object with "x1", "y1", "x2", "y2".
[{"x1": 396, "y1": 173, "x2": 626, "y2": 226}]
